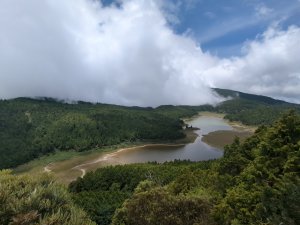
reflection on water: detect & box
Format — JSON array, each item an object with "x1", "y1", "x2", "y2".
[{"x1": 106, "y1": 116, "x2": 233, "y2": 164}]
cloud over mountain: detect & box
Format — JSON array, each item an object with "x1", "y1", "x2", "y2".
[
  {"x1": 0, "y1": 0, "x2": 221, "y2": 106},
  {"x1": 205, "y1": 25, "x2": 300, "y2": 103},
  {"x1": 0, "y1": 0, "x2": 299, "y2": 105}
]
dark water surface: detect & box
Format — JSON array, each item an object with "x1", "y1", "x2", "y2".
[{"x1": 110, "y1": 116, "x2": 233, "y2": 164}]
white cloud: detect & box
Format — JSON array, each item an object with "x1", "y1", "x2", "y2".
[
  {"x1": 255, "y1": 4, "x2": 273, "y2": 18},
  {"x1": 0, "y1": 0, "x2": 221, "y2": 106},
  {"x1": 153, "y1": 0, "x2": 182, "y2": 25},
  {"x1": 0, "y1": 0, "x2": 299, "y2": 106},
  {"x1": 204, "y1": 25, "x2": 300, "y2": 103},
  {"x1": 199, "y1": 1, "x2": 300, "y2": 44}
]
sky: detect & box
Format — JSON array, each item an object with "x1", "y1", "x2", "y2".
[{"x1": 0, "y1": 0, "x2": 300, "y2": 106}]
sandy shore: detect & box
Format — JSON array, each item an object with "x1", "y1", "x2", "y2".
[
  {"x1": 198, "y1": 111, "x2": 257, "y2": 132},
  {"x1": 202, "y1": 130, "x2": 253, "y2": 149},
  {"x1": 38, "y1": 112, "x2": 255, "y2": 183},
  {"x1": 72, "y1": 143, "x2": 186, "y2": 171}
]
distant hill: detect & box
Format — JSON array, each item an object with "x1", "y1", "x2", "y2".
[
  {"x1": 0, "y1": 89, "x2": 299, "y2": 169},
  {"x1": 0, "y1": 97, "x2": 198, "y2": 169},
  {"x1": 213, "y1": 88, "x2": 292, "y2": 105},
  {"x1": 212, "y1": 88, "x2": 300, "y2": 125}
]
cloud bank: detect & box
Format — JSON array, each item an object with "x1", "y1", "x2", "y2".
[
  {"x1": 204, "y1": 25, "x2": 300, "y2": 103},
  {"x1": 0, "y1": 0, "x2": 221, "y2": 106},
  {"x1": 0, "y1": 0, "x2": 300, "y2": 105}
]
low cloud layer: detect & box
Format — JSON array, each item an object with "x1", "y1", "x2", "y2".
[
  {"x1": 0, "y1": 0, "x2": 299, "y2": 105},
  {"x1": 205, "y1": 25, "x2": 300, "y2": 103}
]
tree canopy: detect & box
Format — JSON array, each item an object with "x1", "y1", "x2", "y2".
[
  {"x1": 70, "y1": 111, "x2": 300, "y2": 225},
  {"x1": 0, "y1": 170, "x2": 95, "y2": 225}
]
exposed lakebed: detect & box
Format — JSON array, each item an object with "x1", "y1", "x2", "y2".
[
  {"x1": 36, "y1": 114, "x2": 254, "y2": 183},
  {"x1": 85, "y1": 114, "x2": 249, "y2": 165}
]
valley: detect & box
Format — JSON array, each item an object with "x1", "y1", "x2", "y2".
[
  {"x1": 1, "y1": 1, "x2": 300, "y2": 224},
  {"x1": 1, "y1": 89, "x2": 300, "y2": 225},
  {"x1": 15, "y1": 112, "x2": 254, "y2": 184}
]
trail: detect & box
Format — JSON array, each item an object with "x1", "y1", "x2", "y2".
[{"x1": 80, "y1": 169, "x2": 86, "y2": 178}]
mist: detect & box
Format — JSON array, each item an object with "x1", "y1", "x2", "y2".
[{"x1": 1, "y1": 0, "x2": 299, "y2": 105}]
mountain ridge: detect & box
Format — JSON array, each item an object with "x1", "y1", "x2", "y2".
[
  {"x1": 213, "y1": 88, "x2": 293, "y2": 105},
  {"x1": 0, "y1": 88, "x2": 299, "y2": 169}
]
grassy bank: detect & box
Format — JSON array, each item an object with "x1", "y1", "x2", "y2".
[
  {"x1": 197, "y1": 111, "x2": 256, "y2": 149},
  {"x1": 14, "y1": 129, "x2": 198, "y2": 184},
  {"x1": 14, "y1": 112, "x2": 254, "y2": 184},
  {"x1": 202, "y1": 130, "x2": 253, "y2": 149}
]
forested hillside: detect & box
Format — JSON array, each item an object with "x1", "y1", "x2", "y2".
[
  {"x1": 214, "y1": 88, "x2": 300, "y2": 125},
  {"x1": 1, "y1": 89, "x2": 299, "y2": 169},
  {"x1": 0, "y1": 98, "x2": 202, "y2": 169},
  {"x1": 1, "y1": 102, "x2": 299, "y2": 225},
  {"x1": 70, "y1": 111, "x2": 300, "y2": 225}
]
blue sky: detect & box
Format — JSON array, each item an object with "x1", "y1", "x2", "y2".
[
  {"x1": 173, "y1": 0, "x2": 300, "y2": 57},
  {"x1": 103, "y1": 0, "x2": 300, "y2": 57}
]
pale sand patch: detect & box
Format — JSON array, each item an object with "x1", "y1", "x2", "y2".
[
  {"x1": 80, "y1": 169, "x2": 86, "y2": 178},
  {"x1": 43, "y1": 163, "x2": 53, "y2": 173},
  {"x1": 72, "y1": 143, "x2": 186, "y2": 171}
]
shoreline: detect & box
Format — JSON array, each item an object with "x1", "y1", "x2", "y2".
[
  {"x1": 198, "y1": 111, "x2": 257, "y2": 132},
  {"x1": 202, "y1": 130, "x2": 253, "y2": 149},
  {"x1": 197, "y1": 112, "x2": 256, "y2": 148},
  {"x1": 72, "y1": 143, "x2": 187, "y2": 170},
  {"x1": 17, "y1": 112, "x2": 255, "y2": 184},
  {"x1": 36, "y1": 130, "x2": 199, "y2": 184}
]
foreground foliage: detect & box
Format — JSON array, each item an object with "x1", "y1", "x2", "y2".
[
  {"x1": 71, "y1": 111, "x2": 300, "y2": 225},
  {"x1": 69, "y1": 161, "x2": 212, "y2": 225},
  {"x1": 213, "y1": 110, "x2": 300, "y2": 224},
  {"x1": 0, "y1": 170, "x2": 95, "y2": 225}
]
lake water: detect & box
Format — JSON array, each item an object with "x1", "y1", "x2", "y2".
[{"x1": 106, "y1": 115, "x2": 233, "y2": 164}]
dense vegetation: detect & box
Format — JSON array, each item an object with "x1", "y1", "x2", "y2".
[
  {"x1": 214, "y1": 88, "x2": 300, "y2": 125},
  {"x1": 69, "y1": 161, "x2": 212, "y2": 225},
  {"x1": 70, "y1": 111, "x2": 300, "y2": 225},
  {"x1": 0, "y1": 170, "x2": 95, "y2": 225},
  {"x1": 1, "y1": 88, "x2": 299, "y2": 169},
  {"x1": 0, "y1": 98, "x2": 203, "y2": 169}
]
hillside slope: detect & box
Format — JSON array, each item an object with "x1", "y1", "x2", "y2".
[
  {"x1": 1, "y1": 89, "x2": 299, "y2": 169},
  {"x1": 213, "y1": 88, "x2": 290, "y2": 105},
  {"x1": 0, "y1": 98, "x2": 201, "y2": 169},
  {"x1": 213, "y1": 88, "x2": 300, "y2": 125}
]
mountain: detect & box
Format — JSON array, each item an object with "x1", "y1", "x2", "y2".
[
  {"x1": 0, "y1": 92, "x2": 299, "y2": 225},
  {"x1": 213, "y1": 88, "x2": 300, "y2": 125},
  {"x1": 0, "y1": 97, "x2": 192, "y2": 169},
  {"x1": 213, "y1": 88, "x2": 291, "y2": 105},
  {"x1": 0, "y1": 89, "x2": 299, "y2": 169}
]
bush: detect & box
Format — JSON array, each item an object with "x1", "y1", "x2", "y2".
[{"x1": 0, "y1": 170, "x2": 95, "y2": 225}]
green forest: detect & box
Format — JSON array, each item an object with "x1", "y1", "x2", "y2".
[
  {"x1": 1, "y1": 111, "x2": 299, "y2": 224},
  {"x1": 1, "y1": 89, "x2": 299, "y2": 170},
  {"x1": 0, "y1": 98, "x2": 198, "y2": 169},
  {"x1": 70, "y1": 110, "x2": 300, "y2": 225}
]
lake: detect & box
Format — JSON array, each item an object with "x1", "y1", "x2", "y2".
[
  {"x1": 101, "y1": 115, "x2": 233, "y2": 164},
  {"x1": 38, "y1": 114, "x2": 239, "y2": 183}
]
